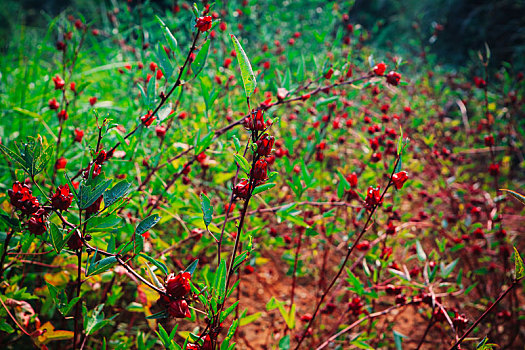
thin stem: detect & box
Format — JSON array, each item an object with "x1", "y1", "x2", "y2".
[
  {"x1": 73, "y1": 249, "x2": 82, "y2": 349},
  {"x1": 449, "y1": 280, "x2": 518, "y2": 350},
  {"x1": 294, "y1": 155, "x2": 401, "y2": 349}
]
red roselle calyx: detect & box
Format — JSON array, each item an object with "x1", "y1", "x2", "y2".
[
  {"x1": 244, "y1": 109, "x2": 267, "y2": 131},
  {"x1": 252, "y1": 159, "x2": 268, "y2": 183},
  {"x1": 195, "y1": 16, "x2": 212, "y2": 32},
  {"x1": 365, "y1": 186, "x2": 382, "y2": 210},
  {"x1": 27, "y1": 208, "x2": 48, "y2": 236},
  {"x1": 74, "y1": 128, "x2": 84, "y2": 142},
  {"x1": 52, "y1": 74, "x2": 65, "y2": 90},
  {"x1": 165, "y1": 272, "x2": 191, "y2": 298},
  {"x1": 233, "y1": 178, "x2": 250, "y2": 200},
  {"x1": 386, "y1": 71, "x2": 401, "y2": 86},
  {"x1": 373, "y1": 62, "x2": 386, "y2": 76},
  {"x1": 8, "y1": 182, "x2": 40, "y2": 215},
  {"x1": 141, "y1": 111, "x2": 155, "y2": 126},
  {"x1": 256, "y1": 133, "x2": 274, "y2": 156},
  {"x1": 168, "y1": 299, "x2": 191, "y2": 318},
  {"x1": 51, "y1": 185, "x2": 73, "y2": 211},
  {"x1": 392, "y1": 171, "x2": 408, "y2": 189}
]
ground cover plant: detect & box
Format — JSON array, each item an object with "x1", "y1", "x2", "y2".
[{"x1": 0, "y1": 1, "x2": 524, "y2": 349}]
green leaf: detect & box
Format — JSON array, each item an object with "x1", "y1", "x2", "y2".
[
  {"x1": 184, "y1": 259, "x2": 199, "y2": 275},
  {"x1": 393, "y1": 330, "x2": 407, "y2": 350},
  {"x1": 156, "y1": 43, "x2": 174, "y2": 79},
  {"x1": 46, "y1": 281, "x2": 80, "y2": 316},
  {"x1": 79, "y1": 179, "x2": 112, "y2": 210},
  {"x1": 220, "y1": 300, "x2": 239, "y2": 323},
  {"x1": 200, "y1": 193, "x2": 213, "y2": 229},
  {"x1": 103, "y1": 180, "x2": 131, "y2": 208},
  {"x1": 500, "y1": 189, "x2": 525, "y2": 206},
  {"x1": 230, "y1": 34, "x2": 257, "y2": 98},
  {"x1": 415, "y1": 240, "x2": 427, "y2": 261},
  {"x1": 214, "y1": 259, "x2": 227, "y2": 300},
  {"x1": 232, "y1": 135, "x2": 241, "y2": 153},
  {"x1": 440, "y1": 259, "x2": 459, "y2": 279},
  {"x1": 84, "y1": 304, "x2": 117, "y2": 335},
  {"x1": 155, "y1": 16, "x2": 178, "y2": 52},
  {"x1": 192, "y1": 39, "x2": 210, "y2": 78},
  {"x1": 147, "y1": 310, "x2": 170, "y2": 320},
  {"x1": 279, "y1": 335, "x2": 290, "y2": 350},
  {"x1": 87, "y1": 256, "x2": 118, "y2": 276},
  {"x1": 239, "y1": 311, "x2": 262, "y2": 326},
  {"x1": 136, "y1": 214, "x2": 161, "y2": 236},
  {"x1": 139, "y1": 253, "x2": 169, "y2": 275},
  {"x1": 234, "y1": 154, "x2": 251, "y2": 174},
  {"x1": 65, "y1": 173, "x2": 80, "y2": 208},
  {"x1": 252, "y1": 183, "x2": 276, "y2": 195},
  {"x1": 195, "y1": 132, "x2": 214, "y2": 155},
  {"x1": 513, "y1": 246, "x2": 524, "y2": 280},
  {"x1": 0, "y1": 137, "x2": 53, "y2": 177},
  {"x1": 48, "y1": 222, "x2": 64, "y2": 254},
  {"x1": 397, "y1": 126, "x2": 404, "y2": 155},
  {"x1": 86, "y1": 215, "x2": 122, "y2": 233}
]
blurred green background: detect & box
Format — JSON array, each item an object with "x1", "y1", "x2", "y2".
[{"x1": 1, "y1": 0, "x2": 524, "y2": 70}]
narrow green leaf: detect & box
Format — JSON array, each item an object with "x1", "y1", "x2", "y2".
[
  {"x1": 513, "y1": 246, "x2": 524, "y2": 280},
  {"x1": 415, "y1": 240, "x2": 427, "y2": 261},
  {"x1": 200, "y1": 193, "x2": 213, "y2": 229},
  {"x1": 252, "y1": 183, "x2": 276, "y2": 195},
  {"x1": 139, "y1": 253, "x2": 169, "y2": 275},
  {"x1": 393, "y1": 330, "x2": 407, "y2": 350},
  {"x1": 220, "y1": 301, "x2": 239, "y2": 323},
  {"x1": 230, "y1": 34, "x2": 257, "y2": 98},
  {"x1": 234, "y1": 154, "x2": 251, "y2": 174},
  {"x1": 136, "y1": 214, "x2": 161, "y2": 236},
  {"x1": 155, "y1": 16, "x2": 178, "y2": 52},
  {"x1": 184, "y1": 259, "x2": 199, "y2": 275},
  {"x1": 192, "y1": 39, "x2": 210, "y2": 78},
  {"x1": 147, "y1": 310, "x2": 170, "y2": 320}
]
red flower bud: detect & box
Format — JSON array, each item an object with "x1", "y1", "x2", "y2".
[
  {"x1": 484, "y1": 134, "x2": 494, "y2": 147},
  {"x1": 346, "y1": 172, "x2": 358, "y2": 188},
  {"x1": 156, "y1": 125, "x2": 167, "y2": 138},
  {"x1": 234, "y1": 179, "x2": 250, "y2": 200},
  {"x1": 57, "y1": 110, "x2": 68, "y2": 121},
  {"x1": 365, "y1": 186, "x2": 382, "y2": 210}
]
